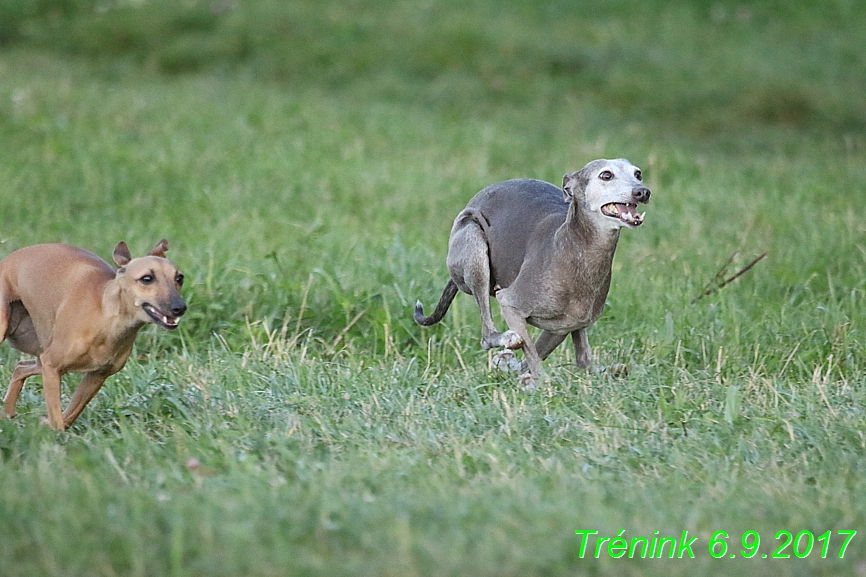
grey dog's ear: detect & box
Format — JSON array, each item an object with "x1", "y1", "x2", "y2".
[
  {"x1": 562, "y1": 169, "x2": 588, "y2": 202},
  {"x1": 148, "y1": 239, "x2": 169, "y2": 258},
  {"x1": 113, "y1": 241, "x2": 132, "y2": 267}
]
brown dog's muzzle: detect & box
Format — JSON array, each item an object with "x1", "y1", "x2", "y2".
[{"x1": 143, "y1": 293, "x2": 186, "y2": 329}]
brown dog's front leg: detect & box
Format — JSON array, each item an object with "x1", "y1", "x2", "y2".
[
  {"x1": 63, "y1": 372, "x2": 108, "y2": 428},
  {"x1": 2, "y1": 359, "x2": 41, "y2": 419},
  {"x1": 39, "y1": 362, "x2": 65, "y2": 429}
]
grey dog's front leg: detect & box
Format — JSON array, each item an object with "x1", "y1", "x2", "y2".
[
  {"x1": 571, "y1": 328, "x2": 593, "y2": 369},
  {"x1": 535, "y1": 330, "x2": 568, "y2": 361},
  {"x1": 498, "y1": 304, "x2": 542, "y2": 387},
  {"x1": 493, "y1": 330, "x2": 565, "y2": 375}
]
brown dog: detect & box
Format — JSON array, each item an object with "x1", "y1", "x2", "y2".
[{"x1": 0, "y1": 240, "x2": 186, "y2": 430}]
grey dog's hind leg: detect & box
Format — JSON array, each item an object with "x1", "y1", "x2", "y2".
[{"x1": 446, "y1": 209, "x2": 522, "y2": 350}]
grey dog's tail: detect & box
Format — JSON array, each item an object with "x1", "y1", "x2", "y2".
[
  {"x1": 414, "y1": 279, "x2": 459, "y2": 326},
  {"x1": 415, "y1": 208, "x2": 491, "y2": 326}
]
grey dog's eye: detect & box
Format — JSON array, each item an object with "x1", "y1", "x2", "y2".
[
  {"x1": 599, "y1": 171, "x2": 613, "y2": 181},
  {"x1": 635, "y1": 170, "x2": 642, "y2": 181}
]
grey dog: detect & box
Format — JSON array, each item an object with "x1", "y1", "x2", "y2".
[{"x1": 415, "y1": 158, "x2": 650, "y2": 388}]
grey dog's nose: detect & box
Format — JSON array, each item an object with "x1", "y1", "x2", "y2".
[{"x1": 632, "y1": 186, "x2": 651, "y2": 203}]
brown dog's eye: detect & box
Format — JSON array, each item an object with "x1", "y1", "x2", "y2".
[
  {"x1": 176, "y1": 274, "x2": 184, "y2": 287},
  {"x1": 138, "y1": 274, "x2": 155, "y2": 284},
  {"x1": 599, "y1": 171, "x2": 613, "y2": 181},
  {"x1": 635, "y1": 170, "x2": 642, "y2": 181}
]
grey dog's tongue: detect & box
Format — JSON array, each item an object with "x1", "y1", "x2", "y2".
[{"x1": 617, "y1": 204, "x2": 640, "y2": 218}]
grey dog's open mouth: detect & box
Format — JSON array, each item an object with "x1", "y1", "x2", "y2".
[
  {"x1": 143, "y1": 303, "x2": 180, "y2": 329},
  {"x1": 601, "y1": 203, "x2": 646, "y2": 226}
]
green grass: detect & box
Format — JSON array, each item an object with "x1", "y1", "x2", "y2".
[{"x1": 1, "y1": 1, "x2": 865, "y2": 575}]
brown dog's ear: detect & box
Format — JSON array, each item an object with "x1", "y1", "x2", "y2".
[
  {"x1": 148, "y1": 239, "x2": 170, "y2": 258},
  {"x1": 113, "y1": 241, "x2": 132, "y2": 266}
]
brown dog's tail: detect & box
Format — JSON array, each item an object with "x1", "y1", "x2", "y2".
[{"x1": 414, "y1": 280, "x2": 459, "y2": 326}]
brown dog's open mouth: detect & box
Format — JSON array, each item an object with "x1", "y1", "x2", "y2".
[
  {"x1": 143, "y1": 303, "x2": 180, "y2": 329},
  {"x1": 601, "y1": 203, "x2": 646, "y2": 226}
]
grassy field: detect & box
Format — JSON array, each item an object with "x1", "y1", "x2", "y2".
[{"x1": 1, "y1": 0, "x2": 865, "y2": 575}]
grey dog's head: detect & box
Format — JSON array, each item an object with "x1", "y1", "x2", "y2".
[{"x1": 563, "y1": 158, "x2": 651, "y2": 230}]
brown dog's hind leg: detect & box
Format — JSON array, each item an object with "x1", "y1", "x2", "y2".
[
  {"x1": 39, "y1": 362, "x2": 65, "y2": 430},
  {"x1": 63, "y1": 372, "x2": 108, "y2": 428},
  {"x1": 0, "y1": 292, "x2": 10, "y2": 343},
  {"x1": 2, "y1": 359, "x2": 41, "y2": 419}
]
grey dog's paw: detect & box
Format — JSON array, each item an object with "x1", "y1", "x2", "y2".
[
  {"x1": 491, "y1": 350, "x2": 523, "y2": 373},
  {"x1": 519, "y1": 372, "x2": 539, "y2": 392},
  {"x1": 597, "y1": 363, "x2": 629, "y2": 378},
  {"x1": 501, "y1": 330, "x2": 523, "y2": 349},
  {"x1": 482, "y1": 330, "x2": 523, "y2": 351}
]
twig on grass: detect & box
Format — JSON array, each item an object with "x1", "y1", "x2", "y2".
[
  {"x1": 692, "y1": 251, "x2": 768, "y2": 303},
  {"x1": 329, "y1": 308, "x2": 368, "y2": 352}
]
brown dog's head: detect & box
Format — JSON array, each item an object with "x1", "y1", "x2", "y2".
[{"x1": 113, "y1": 239, "x2": 186, "y2": 329}]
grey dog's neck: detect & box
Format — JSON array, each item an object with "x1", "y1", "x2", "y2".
[{"x1": 555, "y1": 201, "x2": 621, "y2": 287}]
